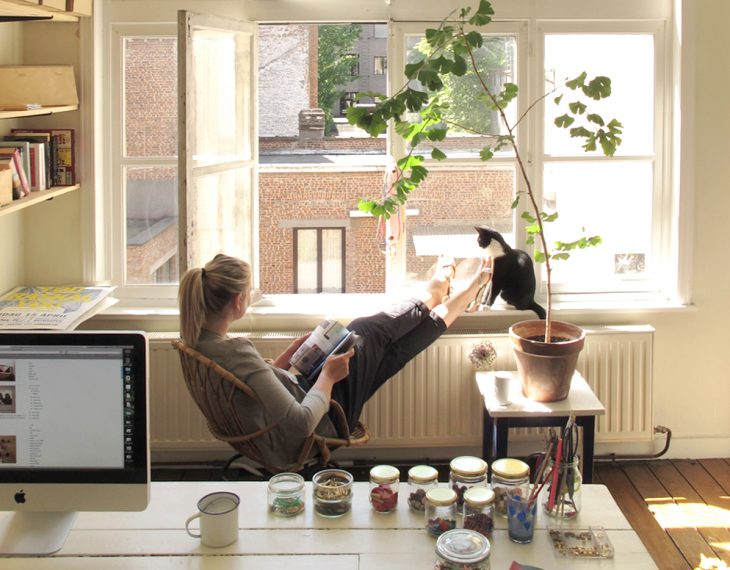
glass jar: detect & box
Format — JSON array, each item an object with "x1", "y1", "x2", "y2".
[
  {"x1": 449, "y1": 456, "x2": 488, "y2": 507},
  {"x1": 369, "y1": 464, "x2": 400, "y2": 514},
  {"x1": 490, "y1": 458, "x2": 530, "y2": 517},
  {"x1": 434, "y1": 528, "x2": 491, "y2": 570},
  {"x1": 425, "y1": 487, "x2": 458, "y2": 538},
  {"x1": 462, "y1": 486, "x2": 495, "y2": 539},
  {"x1": 542, "y1": 458, "x2": 582, "y2": 519},
  {"x1": 312, "y1": 468, "x2": 353, "y2": 518},
  {"x1": 267, "y1": 472, "x2": 305, "y2": 516},
  {"x1": 407, "y1": 465, "x2": 439, "y2": 513}
]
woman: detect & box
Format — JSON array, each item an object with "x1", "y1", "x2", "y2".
[{"x1": 179, "y1": 254, "x2": 492, "y2": 471}]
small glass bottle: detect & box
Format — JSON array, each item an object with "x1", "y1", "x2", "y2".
[
  {"x1": 542, "y1": 457, "x2": 582, "y2": 519},
  {"x1": 449, "y1": 456, "x2": 488, "y2": 507},
  {"x1": 267, "y1": 472, "x2": 305, "y2": 517},
  {"x1": 434, "y1": 528, "x2": 491, "y2": 570},
  {"x1": 312, "y1": 468, "x2": 354, "y2": 518},
  {"x1": 369, "y1": 464, "x2": 400, "y2": 514},
  {"x1": 425, "y1": 487, "x2": 458, "y2": 538},
  {"x1": 490, "y1": 457, "x2": 530, "y2": 518},
  {"x1": 407, "y1": 464, "x2": 439, "y2": 513},
  {"x1": 462, "y1": 486, "x2": 495, "y2": 539}
]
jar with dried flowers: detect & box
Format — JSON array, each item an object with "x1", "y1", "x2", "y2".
[{"x1": 468, "y1": 340, "x2": 497, "y2": 372}]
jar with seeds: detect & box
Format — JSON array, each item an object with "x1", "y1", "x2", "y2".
[
  {"x1": 490, "y1": 458, "x2": 529, "y2": 517},
  {"x1": 312, "y1": 468, "x2": 353, "y2": 518},
  {"x1": 407, "y1": 464, "x2": 439, "y2": 513},
  {"x1": 448, "y1": 456, "x2": 488, "y2": 508}
]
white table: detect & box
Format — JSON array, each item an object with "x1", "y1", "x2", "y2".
[
  {"x1": 0, "y1": 481, "x2": 655, "y2": 568},
  {"x1": 475, "y1": 370, "x2": 606, "y2": 482}
]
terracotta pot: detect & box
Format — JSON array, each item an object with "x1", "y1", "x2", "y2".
[{"x1": 508, "y1": 320, "x2": 585, "y2": 402}]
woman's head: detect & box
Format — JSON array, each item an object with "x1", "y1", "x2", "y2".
[{"x1": 178, "y1": 254, "x2": 252, "y2": 345}]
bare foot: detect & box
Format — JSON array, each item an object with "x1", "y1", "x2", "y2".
[{"x1": 424, "y1": 257, "x2": 456, "y2": 308}]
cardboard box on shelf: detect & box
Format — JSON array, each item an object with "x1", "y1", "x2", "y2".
[{"x1": 0, "y1": 66, "x2": 78, "y2": 111}]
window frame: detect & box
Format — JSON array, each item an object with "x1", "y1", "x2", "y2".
[{"x1": 100, "y1": 3, "x2": 681, "y2": 311}]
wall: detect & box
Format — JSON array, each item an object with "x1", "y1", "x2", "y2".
[{"x1": 50, "y1": 0, "x2": 730, "y2": 458}]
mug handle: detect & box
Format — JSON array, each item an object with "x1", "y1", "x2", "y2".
[{"x1": 185, "y1": 513, "x2": 202, "y2": 538}]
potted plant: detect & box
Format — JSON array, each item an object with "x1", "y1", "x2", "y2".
[{"x1": 347, "y1": 0, "x2": 622, "y2": 401}]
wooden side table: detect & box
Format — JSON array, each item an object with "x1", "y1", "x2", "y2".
[{"x1": 475, "y1": 370, "x2": 606, "y2": 483}]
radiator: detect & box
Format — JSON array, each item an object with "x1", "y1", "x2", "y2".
[{"x1": 148, "y1": 325, "x2": 653, "y2": 454}]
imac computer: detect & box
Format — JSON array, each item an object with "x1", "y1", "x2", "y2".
[{"x1": 0, "y1": 331, "x2": 150, "y2": 556}]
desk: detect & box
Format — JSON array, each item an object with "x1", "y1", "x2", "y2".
[
  {"x1": 0, "y1": 481, "x2": 655, "y2": 568},
  {"x1": 476, "y1": 370, "x2": 606, "y2": 483}
]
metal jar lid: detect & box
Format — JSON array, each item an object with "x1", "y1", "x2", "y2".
[
  {"x1": 435, "y1": 528, "x2": 491, "y2": 563},
  {"x1": 491, "y1": 457, "x2": 530, "y2": 479},
  {"x1": 408, "y1": 464, "x2": 439, "y2": 484},
  {"x1": 426, "y1": 487, "x2": 457, "y2": 506},
  {"x1": 369, "y1": 464, "x2": 400, "y2": 484},
  {"x1": 449, "y1": 456, "x2": 488, "y2": 477},
  {"x1": 463, "y1": 486, "x2": 495, "y2": 507}
]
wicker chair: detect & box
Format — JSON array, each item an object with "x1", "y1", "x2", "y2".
[{"x1": 171, "y1": 339, "x2": 369, "y2": 475}]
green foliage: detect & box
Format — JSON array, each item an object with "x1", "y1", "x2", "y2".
[
  {"x1": 348, "y1": 0, "x2": 623, "y2": 290},
  {"x1": 318, "y1": 24, "x2": 362, "y2": 136}
]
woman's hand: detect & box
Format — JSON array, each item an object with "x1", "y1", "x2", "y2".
[
  {"x1": 315, "y1": 349, "x2": 354, "y2": 395},
  {"x1": 272, "y1": 333, "x2": 312, "y2": 369}
]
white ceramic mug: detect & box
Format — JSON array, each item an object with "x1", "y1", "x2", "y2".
[
  {"x1": 185, "y1": 491, "x2": 240, "y2": 548},
  {"x1": 494, "y1": 372, "x2": 511, "y2": 405}
]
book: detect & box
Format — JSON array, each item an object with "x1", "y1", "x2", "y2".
[
  {"x1": 289, "y1": 319, "x2": 361, "y2": 381},
  {"x1": 10, "y1": 128, "x2": 74, "y2": 186},
  {"x1": 4, "y1": 133, "x2": 52, "y2": 189},
  {"x1": 0, "y1": 286, "x2": 117, "y2": 330},
  {"x1": 0, "y1": 148, "x2": 29, "y2": 196}
]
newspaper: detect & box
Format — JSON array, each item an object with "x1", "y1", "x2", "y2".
[
  {"x1": 0, "y1": 286, "x2": 117, "y2": 330},
  {"x1": 289, "y1": 319, "x2": 360, "y2": 380}
]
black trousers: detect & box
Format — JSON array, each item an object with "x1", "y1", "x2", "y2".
[{"x1": 325, "y1": 298, "x2": 448, "y2": 432}]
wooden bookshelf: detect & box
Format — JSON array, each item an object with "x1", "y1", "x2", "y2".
[
  {"x1": 0, "y1": 104, "x2": 78, "y2": 120},
  {"x1": 0, "y1": 184, "x2": 79, "y2": 217}
]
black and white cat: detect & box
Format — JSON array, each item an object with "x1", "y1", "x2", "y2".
[{"x1": 474, "y1": 225, "x2": 546, "y2": 319}]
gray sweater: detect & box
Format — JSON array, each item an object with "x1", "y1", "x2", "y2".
[{"x1": 196, "y1": 329, "x2": 338, "y2": 470}]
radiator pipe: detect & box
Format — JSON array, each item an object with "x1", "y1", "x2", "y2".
[{"x1": 593, "y1": 425, "x2": 672, "y2": 462}]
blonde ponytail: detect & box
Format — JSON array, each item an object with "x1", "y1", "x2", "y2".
[{"x1": 178, "y1": 254, "x2": 251, "y2": 346}]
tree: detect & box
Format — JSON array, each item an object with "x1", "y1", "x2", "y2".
[{"x1": 318, "y1": 24, "x2": 362, "y2": 136}]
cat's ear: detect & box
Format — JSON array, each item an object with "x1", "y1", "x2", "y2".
[{"x1": 475, "y1": 225, "x2": 486, "y2": 234}]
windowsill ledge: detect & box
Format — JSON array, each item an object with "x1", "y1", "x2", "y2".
[{"x1": 85, "y1": 293, "x2": 692, "y2": 333}]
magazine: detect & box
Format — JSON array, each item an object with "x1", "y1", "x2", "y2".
[
  {"x1": 289, "y1": 319, "x2": 360, "y2": 381},
  {"x1": 0, "y1": 286, "x2": 117, "y2": 330}
]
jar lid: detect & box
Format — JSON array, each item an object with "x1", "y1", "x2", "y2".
[
  {"x1": 435, "y1": 529, "x2": 491, "y2": 563},
  {"x1": 463, "y1": 486, "x2": 495, "y2": 507},
  {"x1": 408, "y1": 464, "x2": 439, "y2": 484},
  {"x1": 370, "y1": 464, "x2": 400, "y2": 484},
  {"x1": 491, "y1": 457, "x2": 530, "y2": 479},
  {"x1": 426, "y1": 487, "x2": 457, "y2": 506},
  {"x1": 449, "y1": 456, "x2": 488, "y2": 477}
]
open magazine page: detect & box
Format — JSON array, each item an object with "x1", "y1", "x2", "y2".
[
  {"x1": 0, "y1": 286, "x2": 116, "y2": 330},
  {"x1": 289, "y1": 319, "x2": 355, "y2": 379}
]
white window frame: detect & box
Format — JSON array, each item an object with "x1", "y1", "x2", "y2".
[
  {"x1": 108, "y1": 21, "x2": 179, "y2": 303},
  {"x1": 99, "y1": 1, "x2": 681, "y2": 311}
]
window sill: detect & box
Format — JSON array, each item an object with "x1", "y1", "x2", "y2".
[{"x1": 86, "y1": 293, "x2": 691, "y2": 333}]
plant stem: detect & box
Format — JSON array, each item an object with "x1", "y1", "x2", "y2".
[{"x1": 461, "y1": 31, "x2": 552, "y2": 340}]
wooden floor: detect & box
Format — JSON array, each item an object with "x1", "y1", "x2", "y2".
[
  {"x1": 594, "y1": 458, "x2": 730, "y2": 570},
  {"x1": 152, "y1": 457, "x2": 730, "y2": 569}
]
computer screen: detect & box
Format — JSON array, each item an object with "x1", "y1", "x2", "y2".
[{"x1": 0, "y1": 331, "x2": 149, "y2": 555}]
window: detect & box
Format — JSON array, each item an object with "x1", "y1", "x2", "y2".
[
  {"x1": 104, "y1": 2, "x2": 676, "y2": 308},
  {"x1": 294, "y1": 228, "x2": 345, "y2": 293}
]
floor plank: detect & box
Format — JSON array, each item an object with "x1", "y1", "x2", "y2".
[
  {"x1": 699, "y1": 458, "x2": 730, "y2": 495},
  {"x1": 645, "y1": 460, "x2": 729, "y2": 567},
  {"x1": 672, "y1": 459, "x2": 730, "y2": 565},
  {"x1": 596, "y1": 463, "x2": 691, "y2": 569}
]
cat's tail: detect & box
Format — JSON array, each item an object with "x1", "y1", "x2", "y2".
[{"x1": 530, "y1": 301, "x2": 546, "y2": 320}]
